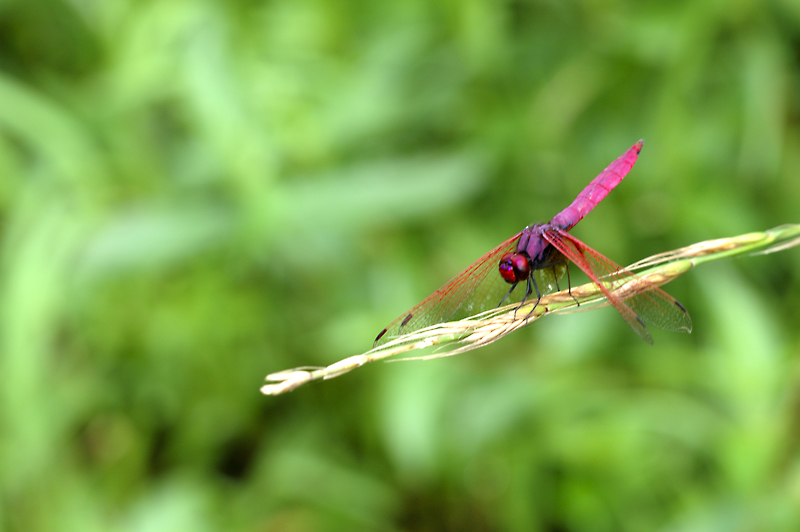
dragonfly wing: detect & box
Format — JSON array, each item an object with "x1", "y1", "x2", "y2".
[
  {"x1": 543, "y1": 229, "x2": 692, "y2": 343},
  {"x1": 375, "y1": 232, "x2": 524, "y2": 346}
]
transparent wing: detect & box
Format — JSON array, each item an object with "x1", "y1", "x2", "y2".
[
  {"x1": 375, "y1": 232, "x2": 526, "y2": 346},
  {"x1": 543, "y1": 229, "x2": 692, "y2": 344}
]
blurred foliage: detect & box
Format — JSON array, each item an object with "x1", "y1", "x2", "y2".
[{"x1": 1, "y1": 0, "x2": 800, "y2": 531}]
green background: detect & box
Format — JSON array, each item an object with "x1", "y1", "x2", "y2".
[{"x1": 2, "y1": 1, "x2": 800, "y2": 530}]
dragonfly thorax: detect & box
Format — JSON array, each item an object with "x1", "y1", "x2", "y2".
[{"x1": 518, "y1": 223, "x2": 554, "y2": 264}]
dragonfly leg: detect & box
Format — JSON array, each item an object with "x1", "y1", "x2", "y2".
[
  {"x1": 516, "y1": 274, "x2": 541, "y2": 323},
  {"x1": 498, "y1": 282, "x2": 518, "y2": 307},
  {"x1": 553, "y1": 264, "x2": 561, "y2": 292},
  {"x1": 514, "y1": 275, "x2": 539, "y2": 319},
  {"x1": 565, "y1": 262, "x2": 580, "y2": 306}
]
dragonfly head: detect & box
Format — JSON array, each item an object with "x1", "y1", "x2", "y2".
[{"x1": 499, "y1": 253, "x2": 530, "y2": 284}]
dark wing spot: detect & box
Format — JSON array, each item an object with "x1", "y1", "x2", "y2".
[{"x1": 401, "y1": 314, "x2": 413, "y2": 327}]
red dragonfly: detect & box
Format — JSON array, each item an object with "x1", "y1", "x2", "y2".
[{"x1": 375, "y1": 141, "x2": 691, "y2": 346}]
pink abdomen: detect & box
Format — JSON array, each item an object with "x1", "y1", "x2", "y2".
[{"x1": 550, "y1": 140, "x2": 643, "y2": 231}]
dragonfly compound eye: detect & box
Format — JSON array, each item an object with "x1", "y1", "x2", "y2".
[{"x1": 499, "y1": 253, "x2": 530, "y2": 284}]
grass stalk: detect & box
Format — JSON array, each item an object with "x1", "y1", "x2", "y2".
[{"x1": 262, "y1": 224, "x2": 800, "y2": 395}]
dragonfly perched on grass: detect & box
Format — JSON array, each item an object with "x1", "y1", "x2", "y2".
[{"x1": 375, "y1": 141, "x2": 692, "y2": 346}]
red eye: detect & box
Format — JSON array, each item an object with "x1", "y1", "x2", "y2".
[{"x1": 499, "y1": 253, "x2": 529, "y2": 284}]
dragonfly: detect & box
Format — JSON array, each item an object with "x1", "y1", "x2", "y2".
[{"x1": 374, "y1": 140, "x2": 692, "y2": 346}]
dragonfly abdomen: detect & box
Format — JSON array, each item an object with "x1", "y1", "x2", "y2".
[{"x1": 550, "y1": 140, "x2": 642, "y2": 230}]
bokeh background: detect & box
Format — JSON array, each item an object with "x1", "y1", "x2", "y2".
[{"x1": 2, "y1": 1, "x2": 800, "y2": 531}]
